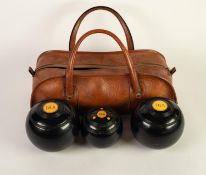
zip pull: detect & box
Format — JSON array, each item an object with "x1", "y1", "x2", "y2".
[
  {"x1": 28, "y1": 66, "x2": 35, "y2": 77},
  {"x1": 170, "y1": 67, "x2": 176, "y2": 75}
]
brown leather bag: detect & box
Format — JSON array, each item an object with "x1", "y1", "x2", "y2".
[{"x1": 29, "y1": 6, "x2": 177, "y2": 113}]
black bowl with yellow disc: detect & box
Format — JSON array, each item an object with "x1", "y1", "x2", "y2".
[
  {"x1": 82, "y1": 107, "x2": 122, "y2": 148},
  {"x1": 26, "y1": 99, "x2": 77, "y2": 151},
  {"x1": 131, "y1": 97, "x2": 184, "y2": 149}
]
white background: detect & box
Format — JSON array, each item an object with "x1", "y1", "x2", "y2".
[{"x1": 0, "y1": 0, "x2": 206, "y2": 175}]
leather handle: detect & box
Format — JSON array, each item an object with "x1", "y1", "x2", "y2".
[
  {"x1": 66, "y1": 29, "x2": 141, "y2": 100},
  {"x1": 69, "y1": 6, "x2": 134, "y2": 51}
]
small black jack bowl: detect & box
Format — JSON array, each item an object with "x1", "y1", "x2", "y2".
[
  {"x1": 82, "y1": 107, "x2": 122, "y2": 148},
  {"x1": 26, "y1": 100, "x2": 76, "y2": 151},
  {"x1": 131, "y1": 98, "x2": 184, "y2": 149}
]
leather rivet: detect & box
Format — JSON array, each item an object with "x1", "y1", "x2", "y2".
[
  {"x1": 136, "y1": 92, "x2": 141, "y2": 97},
  {"x1": 67, "y1": 96, "x2": 72, "y2": 101}
]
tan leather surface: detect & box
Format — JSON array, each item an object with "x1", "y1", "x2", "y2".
[
  {"x1": 30, "y1": 46, "x2": 177, "y2": 112},
  {"x1": 29, "y1": 6, "x2": 177, "y2": 113},
  {"x1": 66, "y1": 29, "x2": 141, "y2": 100}
]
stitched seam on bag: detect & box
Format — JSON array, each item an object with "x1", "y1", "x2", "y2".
[
  {"x1": 37, "y1": 49, "x2": 166, "y2": 63},
  {"x1": 35, "y1": 63, "x2": 169, "y2": 72},
  {"x1": 128, "y1": 75, "x2": 131, "y2": 110}
]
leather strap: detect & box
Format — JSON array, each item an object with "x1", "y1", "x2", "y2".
[
  {"x1": 66, "y1": 29, "x2": 141, "y2": 100},
  {"x1": 69, "y1": 6, "x2": 134, "y2": 51}
]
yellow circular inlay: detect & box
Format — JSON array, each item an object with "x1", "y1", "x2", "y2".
[
  {"x1": 97, "y1": 110, "x2": 107, "y2": 118},
  {"x1": 107, "y1": 117, "x2": 111, "y2": 121},
  {"x1": 152, "y1": 100, "x2": 168, "y2": 111},
  {"x1": 43, "y1": 102, "x2": 58, "y2": 114}
]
